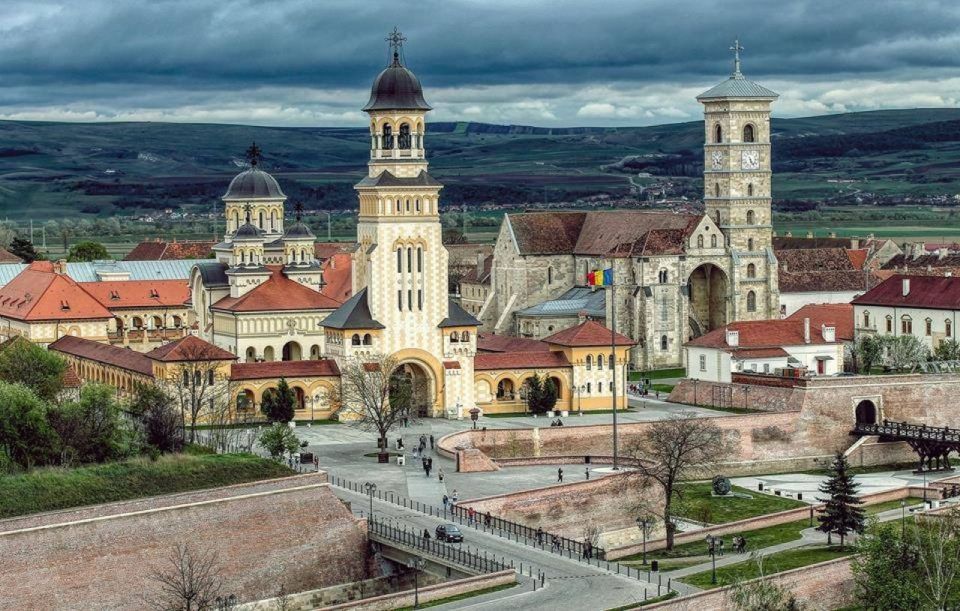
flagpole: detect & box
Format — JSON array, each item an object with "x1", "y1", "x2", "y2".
[{"x1": 610, "y1": 270, "x2": 619, "y2": 471}]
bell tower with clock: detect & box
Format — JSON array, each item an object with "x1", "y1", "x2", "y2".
[{"x1": 697, "y1": 40, "x2": 780, "y2": 320}]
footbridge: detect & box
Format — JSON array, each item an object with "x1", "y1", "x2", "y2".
[{"x1": 852, "y1": 420, "x2": 960, "y2": 473}]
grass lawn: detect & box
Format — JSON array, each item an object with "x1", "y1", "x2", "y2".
[
  {"x1": 189, "y1": 418, "x2": 339, "y2": 430},
  {"x1": 629, "y1": 368, "x2": 685, "y2": 381},
  {"x1": 620, "y1": 519, "x2": 811, "y2": 565},
  {"x1": 0, "y1": 453, "x2": 293, "y2": 519},
  {"x1": 864, "y1": 496, "x2": 925, "y2": 516},
  {"x1": 604, "y1": 592, "x2": 678, "y2": 610},
  {"x1": 650, "y1": 383, "x2": 675, "y2": 393},
  {"x1": 674, "y1": 483, "x2": 808, "y2": 524},
  {"x1": 394, "y1": 582, "x2": 517, "y2": 610},
  {"x1": 679, "y1": 545, "x2": 853, "y2": 589}
]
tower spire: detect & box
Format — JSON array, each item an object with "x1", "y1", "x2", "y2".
[
  {"x1": 245, "y1": 142, "x2": 262, "y2": 167},
  {"x1": 243, "y1": 203, "x2": 252, "y2": 224},
  {"x1": 730, "y1": 38, "x2": 744, "y2": 78},
  {"x1": 386, "y1": 26, "x2": 406, "y2": 65},
  {"x1": 294, "y1": 202, "x2": 304, "y2": 222}
]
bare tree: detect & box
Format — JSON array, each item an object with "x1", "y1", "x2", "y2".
[
  {"x1": 331, "y1": 354, "x2": 422, "y2": 460},
  {"x1": 159, "y1": 342, "x2": 232, "y2": 444},
  {"x1": 624, "y1": 413, "x2": 732, "y2": 549},
  {"x1": 147, "y1": 543, "x2": 224, "y2": 611},
  {"x1": 730, "y1": 554, "x2": 803, "y2": 610},
  {"x1": 913, "y1": 509, "x2": 960, "y2": 610}
]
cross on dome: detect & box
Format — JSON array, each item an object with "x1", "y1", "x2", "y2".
[
  {"x1": 386, "y1": 27, "x2": 406, "y2": 65},
  {"x1": 243, "y1": 202, "x2": 253, "y2": 224},
  {"x1": 245, "y1": 142, "x2": 262, "y2": 167},
  {"x1": 294, "y1": 202, "x2": 304, "y2": 222},
  {"x1": 730, "y1": 38, "x2": 744, "y2": 78}
]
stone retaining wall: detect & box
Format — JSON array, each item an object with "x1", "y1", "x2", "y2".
[
  {"x1": 0, "y1": 473, "x2": 371, "y2": 609},
  {"x1": 317, "y1": 570, "x2": 517, "y2": 611},
  {"x1": 643, "y1": 557, "x2": 854, "y2": 611}
]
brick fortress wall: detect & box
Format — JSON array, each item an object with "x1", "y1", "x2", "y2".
[{"x1": 0, "y1": 473, "x2": 372, "y2": 610}]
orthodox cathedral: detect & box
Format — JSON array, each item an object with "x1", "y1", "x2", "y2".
[{"x1": 183, "y1": 33, "x2": 777, "y2": 418}]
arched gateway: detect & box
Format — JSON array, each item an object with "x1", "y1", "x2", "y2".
[
  {"x1": 688, "y1": 263, "x2": 728, "y2": 339},
  {"x1": 389, "y1": 361, "x2": 435, "y2": 418}
]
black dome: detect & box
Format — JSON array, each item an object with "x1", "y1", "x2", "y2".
[
  {"x1": 223, "y1": 167, "x2": 286, "y2": 200},
  {"x1": 284, "y1": 221, "x2": 314, "y2": 239},
  {"x1": 362, "y1": 53, "x2": 431, "y2": 112},
  {"x1": 234, "y1": 223, "x2": 264, "y2": 240}
]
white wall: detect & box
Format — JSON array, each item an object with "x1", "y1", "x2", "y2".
[
  {"x1": 685, "y1": 342, "x2": 843, "y2": 383},
  {"x1": 855, "y1": 303, "x2": 960, "y2": 352},
  {"x1": 780, "y1": 290, "x2": 862, "y2": 317}
]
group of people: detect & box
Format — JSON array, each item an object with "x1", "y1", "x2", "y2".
[
  {"x1": 549, "y1": 418, "x2": 565, "y2": 427},
  {"x1": 442, "y1": 490, "x2": 459, "y2": 510},
  {"x1": 709, "y1": 535, "x2": 748, "y2": 555},
  {"x1": 627, "y1": 383, "x2": 659, "y2": 399}
]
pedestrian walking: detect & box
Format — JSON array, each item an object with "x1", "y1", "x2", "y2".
[
  {"x1": 585, "y1": 466, "x2": 590, "y2": 480},
  {"x1": 468, "y1": 507, "x2": 476, "y2": 526},
  {"x1": 551, "y1": 535, "x2": 560, "y2": 552},
  {"x1": 429, "y1": 434, "x2": 435, "y2": 449},
  {"x1": 484, "y1": 512, "x2": 491, "y2": 527},
  {"x1": 536, "y1": 527, "x2": 544, "y2": 546},
  {"x1": 557, "y1": 467, "x2": 563, "y2": 483},
  {"x1": 442, "y1": 494, "x2": 449, "y2": 509},
  {"x1": 438, "y1": 467, "x2": 445, "y2": 482},
  {"x1": 423, "y1": 528, "x2": 431, "y2": 540},
  {"x1": 452, "y1": 489, "x2": 459, "y2": 507}
]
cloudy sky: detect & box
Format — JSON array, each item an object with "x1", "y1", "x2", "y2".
[{"x1": 1, "y1": 0, "x2": 959, "y2": 127}]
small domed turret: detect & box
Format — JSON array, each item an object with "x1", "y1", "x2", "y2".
[{"x1": 363, "y1": 29, "x2": 430, "y2": 112}]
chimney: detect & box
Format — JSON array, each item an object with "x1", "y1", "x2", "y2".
[
  {"x1": 829, "y1": 231, "x2": 837, "y2": 238},
  {"x1": 53, "y1": 259, "x2": 67, "y2": 275},
  {"x1": 851, "y1": 238, "x2": 860, "y2": 249},
  {"x1": 477, "y1": 252, "x2": 485, "y2": 275},
  {"x1": 785, "y1": 231, "x2": 793, "y2": 238},
  {"x1": 726, "y1": 329, "x2": 739, "y2": 347},
  {"x1": 902, "y1": 278, "x2": 911, "y2": 296},
  {"x1": 939, "y1": 248, "x2": 947, "y2": 260},
  {"x1": 822, "y1": 324, "x2": 836, "y2": 343},
  {"x1": 806, "y1": 230, "x2": 814, "y2": 238},
  {"x1": 803, "y1": 317, "x2": 811, "y2": 344}
]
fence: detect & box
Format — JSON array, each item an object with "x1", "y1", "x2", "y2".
[
  {"x1": 367, "y1": 516, "x2": 511, "y2": 574},
  {"x1": 330, "y1": 474, "x2": 605, "y2": 561}
]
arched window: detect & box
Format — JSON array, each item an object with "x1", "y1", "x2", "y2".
[
  {"x1": 415, "y1": 199, "x2": 421, "y2": 212},
  {"x1": 405, "y1": 199, "x2": 410, "y2": 212},
  {"x1": 658, "y1": 269, "x2": 668, "y2": 283},
  {"x1": 462, "y1": 330, "x2": 470, "y2": 342},
  {"x1": 586, "y1": 355, "x2": 592, "y2": 370},
  {"x1": 586, "y1": 382, "x2": 592, "y2": 393},
  {"x1": 697, "y1": 235, "x2": 704, "y2": 248},
  {"x1": 748, "y1": 238, "x2": 755, "y2": 251},
  {"x1": 450, "y1": 331, "x2": 459, "y2": 343},
  {"x1": 182, "y1": 370, "x2": 189, "y2": 386},
  {"x1": 547, "y1": 266, "x2": 553, "y2": 284},
  {"x1": 351, "y1": 334, "x2": 361, "y2": 346},
  {"x1": 885, "y1": 315, "x2": 893, "y2": 333},
  {"x1": 711, "y1": 234, "x2": 718, "y2": 248},
  {"x1": 417, "y1": 247, "x2": 423, "y2": 273},
  {"x1": 747, "y1": 184, "x2": 754, "y2": 197},
  {"x1": 746, "y1": 210, "x2": 755, "y2": 224},
  {"x1": 363, "y1": 333, "x2": 372, "y2": 345},
  {"x1": 855, "y1": 400, "x2": 877, "y2": 425},
  {"x1": 743, "y1": 124, "x2": 755, "y2": 143},
  {"x1": 258, "y1": 210, "x2": 265, "y2": 228},
  {"x1": 398, "y1": 123, "x2": 411, "y2": 149},
  {"x1": 597, "y1": 354, "x2": 604, "y2": 370},
  {"x1": 926, "y1": 318, "x2": 933, "y2": 336},
  {"x1": 947, "y1": 319, "x2": 952, "y2": 338},
  {"x1": 901, "y1": 316, "x2": 913, "y2": 334},
  {"x1": 496, "y1": 379, "x2": 515, "y2": 400},
  {"x1": 407, "y1": 247, "x2": 412, "y2": 272},
  {"x1": 747, "y1": 263, "x2": 756, "y2": 278},
  {"x1": 714, "y1": 124, "x2": 722, "y2": 143},
  {"x1": 382, "y1": 124, "x2": 393, "y2": 148},
  {"x1": 863, "y1": 311, "x2": 870, "y2": 328},
  {"x1": 660, "y1": 335, "x2": 668, "y2": 350},
  {"x1": 395, "y1": 200, "x2": 401, "y2": 213},
  {"x1": 397, "y1": 248, "x2": 402, "y2": 273},
  {"x1": 714, "y1": 183, "x2": 720, "y2": 198},
  {"x1": 207, "y1": 370, "x2": 214, "y2": 385},
  {"x1": 746, "y1": 290, "x2": 757, "y2": 312}
]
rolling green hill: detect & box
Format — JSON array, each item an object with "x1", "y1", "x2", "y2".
[{"x1": 1, "y1": 108, "x2": 960, "y2": 225}]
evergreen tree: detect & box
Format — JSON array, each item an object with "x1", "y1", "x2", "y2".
[
  {"x1": 525, "y1": 375, "x2": 558, "y2": 415},
  {"x1": 8, "y1": 237, "x2": 41, "y2": 263},
  {"x1": 817, "y1": 452, "x2": 866, "y2": 546},
  {"x1": 260, "y1": 378, "x2": 296, "y2": 423}
]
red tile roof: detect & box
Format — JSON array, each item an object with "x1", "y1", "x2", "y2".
[
  {"x1": 846, "y1": 249, "x2": 869, "y2": 270},
  {"x1": 49, "y1": 335, "x2": 155, "y2": 377},
  {"x1": 686, "y1": 319, "x2": 836, "y2": 350},
  {"x1": 731, "y1": 347, "x2": 790, "y2": 359},
  {"x1": 62, "y1": 364, "x2": 82, "y2": 388},
  {"x1": 80, "y1": 280, "x2": 190, "y2": 309},
  {"x1": 474, "y1": 350, "x2": 571, "y2": 371},
  {"x1": 476, "y1": 333, "x2": 552, "y2": 353},
  {"x1": 0, "y1": 247, "x2": 22, "y2": 263},
  {"x1": 145, "y1": 335, "x2": 237, "y2": 362},
  {"x1": 124, "y1": 239, "x2": 214, "y2": 260},
  {"x1": 321, "y1": 253, "x2": 353, "y2": 303},
  {"x1": 212, "y1": 266, "x2": 342, "y2": 312},
  {"x1": 787, "y1": 303, "x2": 855, "y2": 341},
  {"x1": 852, "y1": 274, "x2": 960, "y2": 310},
  {"x1": 229, "y1": 359, "x2": 340, "y2": 381},
  {"x1": 0, "y1": 262, "x2": 112, "y2": 321},
  {"x1": 461, "y1": 255, "x2": 492, "y2": 285},
  {"x1": 542, "y1": 320, "x2": 634, "y2": 347},
  {"x1": 314, "y1": 242, "x2": 356, "y2": 261}
]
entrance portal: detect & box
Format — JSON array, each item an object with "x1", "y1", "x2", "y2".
[
  {"x1": 855, "y1": 400, "x2": 877, "y2": 425},
  {"x1": 389, "y1": 362, "x2": 434, "y2": 418},
  {"x1": 688, "y1": 263, "x2": 728, "y2": 339}
]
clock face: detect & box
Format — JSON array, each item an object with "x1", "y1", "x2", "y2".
[
  {"x1": 741, "y1": 150, "x2": 760, "y2": 170},
  {"x1": 711, "y1": 151, "x2": 724, "y2": 170}
]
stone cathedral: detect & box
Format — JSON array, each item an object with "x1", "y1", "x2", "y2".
[{"x1": 486, "y1": 43, "x2": 780, "y2": 370}]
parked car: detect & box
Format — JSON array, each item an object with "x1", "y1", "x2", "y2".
[{"x1": 435, "y1": 523, "x2": 463, "y2": 543}]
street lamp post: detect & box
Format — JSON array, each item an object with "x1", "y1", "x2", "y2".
[
  {"x1": 636, "y1": 517, "x2": 652, "y2": 566},
  {"x1": 408, "y1": 556, "x2": 426, "y2": 608},
  {"x1": 900, "y1": 499, "x2": 907, "y2": 537},
  {"x1": 577, "y1": 384, "x2": 585, "y2": 416},
  {"x1": 364, "y1": 482, "x2": 377, "y2": 520},
  {"x1": 705, "y1": 534, "x2": 720, "y2": 584}
]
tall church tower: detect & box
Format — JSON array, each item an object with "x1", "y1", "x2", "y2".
[{"x1": 698, "y1": 41, "x2": 780, "y2": 319}]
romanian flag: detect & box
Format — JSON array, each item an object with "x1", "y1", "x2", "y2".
[{"x1": 587, "y1": 268, "x2": 614, "y2": 287}]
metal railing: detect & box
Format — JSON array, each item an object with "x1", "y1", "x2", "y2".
[
  {"x1": 330, "y1": 474, "x2": 606, "y2": 561},
  {"x1": 367, "y1": 515, "x2": 511, "y2": 574},
  {"x1": 854, "y1": 420, "x2": 960, "y2": 443}
]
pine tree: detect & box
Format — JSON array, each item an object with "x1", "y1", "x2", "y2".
[
  {"x1": 817, "y1": 452, "x2": 866, "y2": 547},
  {"x1": 261, "y1": 378, "x2": 297, "y2": 423}
]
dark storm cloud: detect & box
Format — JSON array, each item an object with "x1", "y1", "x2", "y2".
[{"x1": 0, "y1": 0, "x2": 958, "y2": 125}]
